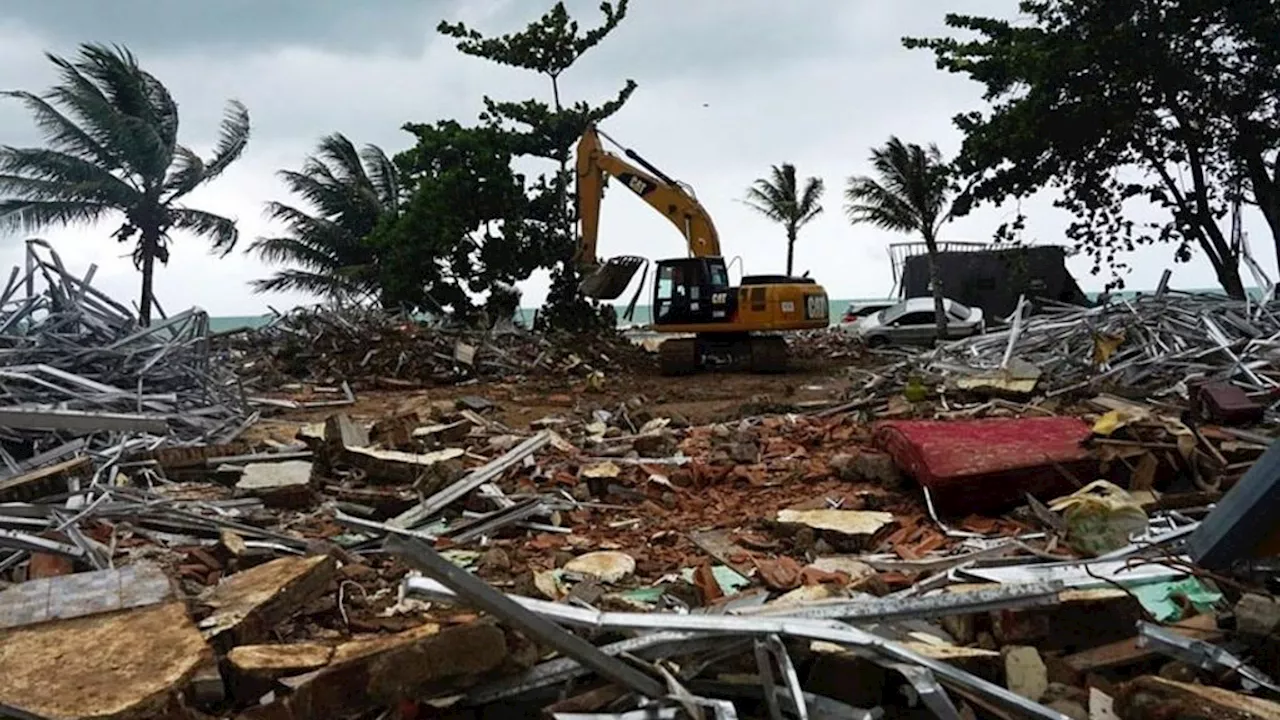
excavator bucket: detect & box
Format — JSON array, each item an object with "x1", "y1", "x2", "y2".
[{"x1": 579, "y1": 255, "x2": 646, "y2": 300}]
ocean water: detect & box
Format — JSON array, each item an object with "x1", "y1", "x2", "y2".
[{"x1": 205, "y1": 288, "x2": 1254, "y2": 334}]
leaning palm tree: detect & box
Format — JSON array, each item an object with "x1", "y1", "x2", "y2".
[
  {"x1": 0, "y1": 43, "x2": 250, "y2": 326},
  {"x1": 248, "y1": 134, "x2": 398, "y2": 303},
  {"x1": 742, "y1": 163, "x2": 824, "y2": 276},
  {"x1": 845, "y1": 137, "x2": 960, "y2": 338}
]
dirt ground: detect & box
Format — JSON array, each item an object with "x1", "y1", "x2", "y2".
[{"x1": 248, "y1": 358, "x2": 859, "y2": 443}]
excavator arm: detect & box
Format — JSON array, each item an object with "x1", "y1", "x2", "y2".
[{"x1": 575, "y1": 123, "x2": 721, "y2": 271}]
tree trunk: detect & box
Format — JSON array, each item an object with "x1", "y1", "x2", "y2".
[
  {"x1": 786, "y1": 226, "x2": 797, "y2": 277},
  {"x1": 1193, "y1": 221, "x2": 1247, "y2": 300},
  {"x1": 922, "y1": 232, "x2": 948, "y2": 341},
  {"x1": 1239, "y1": 145, "x2": 1280, "y2": 279},
  {"x1": 138, "y1": 231, "x2": 158, "y2": 327}
]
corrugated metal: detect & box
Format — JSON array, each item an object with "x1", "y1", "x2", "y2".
[{"x1": 873, "y1": 417, "x2": 1095, "y2": 516}]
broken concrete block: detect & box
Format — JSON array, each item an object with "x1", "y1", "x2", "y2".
[
  {"x1": 0, "y1": 562, "x2": 173, "y2": 630},
  {"x1": 240, "y1": 622, "x2": 507, "y2": 720},
  {"x1": 236, "y1": 460, "x2": 315, "y2": 508},
  {"x1": 775, "y1": 509, "x2": 894, "y2": 537},
  {"x1": 228, "y1": 643, "x2": 335, "y2": 679},
  {"x1": 226, "y1": 642, "x2": 335, "y2": 704},
  {"x1": 0, "y1": 601, "x2": 208, "y2": 720},
  {"x1": 324, "y1": 413, "x2": 369, "y2": 449},
  {"x1": 830, "y1": 450, "x2": 902, "y2": 486},
  {"x1": 199, "y1": 555, "x2": 336, "y2": 650},
  {"x1": 563, "y1": 551, "x2": 636, "y2": 583},
  {"x1": 1002, "y1": 645, "x2": 1048, "y2": 702},
  {"x1": 1235, "y1": 593, "x2": 1280, "y2": 637},
  {"x1": 343, "y1": 445, "x2": 465, "y2": 490}
]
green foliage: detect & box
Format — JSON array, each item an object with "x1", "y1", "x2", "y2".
[
  {"x1": 742, "y1": 163, "x2": 825, "y2": 276},
  {"x1": 845, "y1": 138, "x2": 961, "y2": 335},
  {"x1": 438, "y1": 1, "x2": 637, "y2": 333},
  {"x1": 904, "y1": 0, "x2": 1280, "y2": 296},
  {"x1": 0, "y1": 43, "x2": 250, "y2": 324},
  {"x1": 369, "y1": 120, "x2": 535, "y2": 320},
  {"x1": 248, "y1": 133, "x2": 396, "y2": 302}
]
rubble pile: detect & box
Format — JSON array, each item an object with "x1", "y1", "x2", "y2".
[
  {"x1": 219, "y1": 304, "x2": 655, "y2": 388},
  {"x1": 1, "y1": 246, "x2": 1279, "y2": 718},
  {"x1": 1, "y1": 377, "x2": 1278, "y2": 719}
]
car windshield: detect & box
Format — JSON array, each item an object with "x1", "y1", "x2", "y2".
[{"x1": 946, "y1": 301, "x2": 972, "y2": 319}]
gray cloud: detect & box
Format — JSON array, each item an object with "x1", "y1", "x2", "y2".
[
  {"x1": 0, "y1": 0, "x2": 454, "y2": 55},
  {"x1": 0, "y1": 0, "x2": 1266, "y2": 316}
]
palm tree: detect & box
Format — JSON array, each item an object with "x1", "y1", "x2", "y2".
[
  {"x1": 845, "y1": 137, "x2": 960, "y2": 338},
  {"x1": 248, "y1": 134, "x2": 398, "y2": 303},
  {"x1": 742, "y1": 163, "x2": 825, "y2": 276},
  {"x1": 0, "y1": 43, "x2": 250, "y2": 326}
]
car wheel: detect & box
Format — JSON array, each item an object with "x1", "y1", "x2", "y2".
[{"x1": 866, "y1": 335, "x2": 889, "y2": 349}]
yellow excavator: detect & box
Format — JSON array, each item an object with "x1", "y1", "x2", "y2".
[{"x1": 575, "y1": 123, "x2": 830, "y2": 376}]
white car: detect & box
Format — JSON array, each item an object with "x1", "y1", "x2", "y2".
[{"x1": 848, "y1": 297, "x2": 985, "y2": 347}]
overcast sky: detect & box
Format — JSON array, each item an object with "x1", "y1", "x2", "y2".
[{"x1": 0, "y1": 0, "x2": 1272, "y2": 316}]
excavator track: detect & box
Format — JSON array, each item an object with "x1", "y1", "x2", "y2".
[
  {"x1": 748, "y1": 335, "x2": 788, "y2": 374},
  {"x1": 658, "y1": 337, "x2": 699, "y2": 376}
]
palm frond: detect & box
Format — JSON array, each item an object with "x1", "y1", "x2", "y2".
[
  {"x1": 0, "y1": 90, "x2": 122, "y2": 174},
  {"x1": 844, "y1": 176, "x2": 921, "y2": 233},
  {"x1": 41, "y1": 59, "x2": 149, "y2": 176},
  {"x1": 0, "y1": 198, "x2": 112, "y2": 233},
  {"x1": 0, "y1": 146, "x2": 139, "y2": 205},
  {"x1": 247, "y1": 235, "x2": 345, "y2": 273},
  {"x1": 742, "y1": 183, "x2": 789, "y2": 222},
  {"x1": 162, "y1": 145, "x2": 205, "y2": 198},
  {"x1": 360, "y1": 143, "x2": 399, "y2": 211},
  {"x1": 250, "y1": 267, "x2": 369, "y2": 298},
  {"x1": 202, "y1": 100, "x2": 250, "y2": 181},
  {"x1": 262, "y1": 201, "x2": 354, "y2": 247},
  {"x1": 169, "y1": 207, "x2": 237, "y2": 254},
  {"x1": 69, "y1": 44, "x2": 172, "y2": 179},
  {"x1": 314, "y1": 133, "x2": 365, "y2": 184},
  {"x1": 796, "y1": 177, "x2": 825, "y2": 227}
]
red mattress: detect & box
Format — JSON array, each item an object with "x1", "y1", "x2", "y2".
[{"x1": 873, "y1": 417, "x2": 1095, "y2": 516}]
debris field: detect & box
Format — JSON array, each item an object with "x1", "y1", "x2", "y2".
[{"x1": 2, "y1": 245, "x2": 1280, "y2": 719}]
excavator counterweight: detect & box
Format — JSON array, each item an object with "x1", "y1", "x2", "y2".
[{"x1": 575, "y1": 123, "x2": 829, "y2": 375}]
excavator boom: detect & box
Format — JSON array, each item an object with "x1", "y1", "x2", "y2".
[{"x1": 575, "y1": 124, "x2": 721, "y2": 270}]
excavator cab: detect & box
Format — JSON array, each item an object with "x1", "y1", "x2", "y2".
[{"x1": 653, "y1": 257, "x2": 734, "y2": 326}]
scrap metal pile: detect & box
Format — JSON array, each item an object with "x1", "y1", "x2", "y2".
[
  {"x1": 0, "y1": 242, "x2": 250, "y2": 482},
  {"x1": 921, "y1": 292, "x2": 1280, "y2": 401}
]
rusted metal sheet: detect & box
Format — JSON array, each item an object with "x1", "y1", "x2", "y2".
[{"x1": 873, "y1": 417, "x2": 1094, "y2": 515}]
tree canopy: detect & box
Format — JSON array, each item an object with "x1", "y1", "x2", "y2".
[
  {"x1": 905, "y1": 0, "x2": 1280, "y2": 296},
  {"x1": 249, "y1": 133, "x2": 396, "y2": 303},
  {"x1": 438, "y1": 1, "x2": 636, "y2": 332},
  {"x1": 0, "y1": 43, "x2": 250, "y2": 324},
  {"x1": 743, "y1": 163, "x2": 824, "y2": 277},
  {"x1": 369, "y1": 120, "x2": 535, "y2": 321}
]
